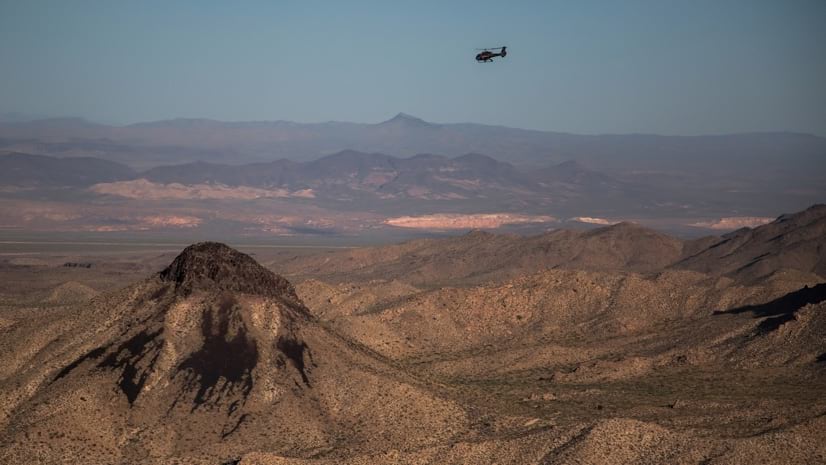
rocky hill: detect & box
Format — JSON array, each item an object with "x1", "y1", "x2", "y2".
[
  {"x1": 282, "y1": 205, "x2": 826, "y2": 286},
  {"x1": 0, "y1": 243, "x2": 467, "y2": 464},
  {"x1": 677, "y1": 204, "x2": 826, "y2": 282},
  {"x1": 281, "y1": 223, "x2": 684, "y2": 287}
]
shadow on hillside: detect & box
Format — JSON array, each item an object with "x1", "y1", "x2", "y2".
[{"x1": 713, "y1": 282, "x2": 826, "y2": 334}]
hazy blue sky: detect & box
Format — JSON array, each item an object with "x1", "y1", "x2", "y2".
[{"x1": 1, "y1": 0, "x2": 824, "y2": 135}]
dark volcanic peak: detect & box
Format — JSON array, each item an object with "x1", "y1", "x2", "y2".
[{"x1": 160, "y1": 242, "x2": 298, "y2": 300}]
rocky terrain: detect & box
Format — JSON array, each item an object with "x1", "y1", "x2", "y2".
[
  {"x1": 0, "y1": 244, "x2": 467, "y2": 464},
  {"x1": 0, "y1": 205, "x2": 824, "y2": 464},
  {"x1": 280, "y1": 205, "x2": 826, "y2": 286}
]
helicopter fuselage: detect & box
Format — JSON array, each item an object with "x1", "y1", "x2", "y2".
[{"x1": 475, "y1": 47, "x2": 507, "y2": 63}]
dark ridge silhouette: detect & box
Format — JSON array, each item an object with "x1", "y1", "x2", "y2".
[
  {"x1": 160, "y1": 242, "x2": 299, "y2": 301},
  {"x1": 714, "y1": 283, "x2": 826, "y2": 334},
  {"x1": 177, "y1": 297, "x2": 258, "y2": 409}
]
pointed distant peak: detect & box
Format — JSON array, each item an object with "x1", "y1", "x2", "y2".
[
  {"x1": 160, "y1": 242, "x2": 298, "y2": 299},
  {"x1": 379, "y1": 113, "x2": 437, "y2": 128},
  {"x1": 390, "y1": 112, "x2": 423, "y2": 122}
]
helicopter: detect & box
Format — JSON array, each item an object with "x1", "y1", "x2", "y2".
[{"x1": 475, "y1": 46, "x2": 507, "y2": 63}]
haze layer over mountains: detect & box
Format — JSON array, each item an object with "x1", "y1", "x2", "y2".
[{"x1": 1, "y1": 114, "x2": 824, "y2": 237}]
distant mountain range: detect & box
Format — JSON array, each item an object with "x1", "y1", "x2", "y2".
[
  {"x1": 0, "y1": 147, "x2": 823, "y2": 236},
  {"x1": 0, "y1": 152, "x2": 135, "y2": 187},
  {"x1": 1, "y1": 114, "x2": 824, "y2": 180},
  {"x1": 0, "y1": 114, "x2": 824, "y2": 236}
]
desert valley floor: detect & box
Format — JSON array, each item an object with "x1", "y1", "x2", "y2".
[{"x1": 0, "y1": 205, "x2": 825, "y2": 464}]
